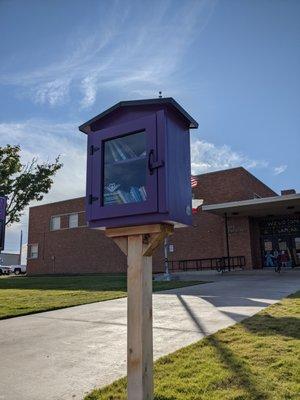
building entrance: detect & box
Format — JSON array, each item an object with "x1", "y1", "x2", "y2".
[{"x1": 260, "y1": 216, "x2": 300, "y2": 268}]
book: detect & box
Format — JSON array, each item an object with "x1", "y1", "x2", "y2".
[
  {"x1": 139, "y1": 186, "x2": 147, "y2": 201},
  {"x1": 111, "y1": 141, "x2": 125, "y2": 160},
  {"x1": 104, "y1": 191, "x2": 123, "y2": 205},
  {"x1": 104, "y1": 185, "x2": 147, "y2": 205},
  {"x1": 130, "y1": 187, "x2": 143, "y2": 202},
  {"x1": 107, "y1": 139, "x2": 140, "y2": 162},
  {"x1": 116, "y1": 190, "x2": 127, "y2": 204},
  {"x1": 120, "y1": 142, "x2": 137, "y2": 158},
  {"x1": 107, "y1": 142, "x2": 120, "y2": 162}
]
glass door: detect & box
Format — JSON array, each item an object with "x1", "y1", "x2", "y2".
[
  {"x1": 262, "y1": 236, "x2": 296, "y2": 268},
  {"x1": 262, "y1": 237, "x2": 277, "y2": 267},
  {"x1": 277, "y1": 237, "x2": 293, "y2": 268},
  {"x1": 88, "y1": 114, "x2": 158, "y2": 221},
  {"x1": 103, "y1": 130, "x2": 147, "y2": 206}
]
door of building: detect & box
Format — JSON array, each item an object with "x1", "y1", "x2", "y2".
[
  {"x1": 261, "y1": 236, "x2": 298, "y2": 268},
  {"x1": 259, "y1": 216, "x2": 300, "y2": 268}
]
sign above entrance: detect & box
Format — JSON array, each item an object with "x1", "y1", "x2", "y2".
[{"x1": 259, "y1": 216, "x2": 300, "y2": 235}]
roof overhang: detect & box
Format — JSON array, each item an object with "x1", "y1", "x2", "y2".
[
  {"x1": 202, "y1": 194, "x2": 300, "y2": 217},
  {"x1": 79, "y1": 97, "x2": 198, "y2": 134}
]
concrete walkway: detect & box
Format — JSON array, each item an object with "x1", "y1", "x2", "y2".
[{"x1": 0, "y1": 269, "x2": 299, "y2": 400}]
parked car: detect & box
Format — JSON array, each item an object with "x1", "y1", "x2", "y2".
[
  {"x1": 9, "y1": 265, "x2": 27, "y2": 275},
  {"x1": 0, "y1": 265, "x2": 11, "y2": 275}
]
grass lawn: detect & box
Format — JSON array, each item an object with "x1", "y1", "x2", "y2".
[
  {"x1": 0, "y1": 274, "x2": 205, "y2": 319},
  {"x1": 86, "y1": 291, "x2": 300, "y2": 400}
]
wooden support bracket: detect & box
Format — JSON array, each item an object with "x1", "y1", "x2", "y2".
[{"x1": 106, "y1": 224, "x2": 174, "y2": 257}]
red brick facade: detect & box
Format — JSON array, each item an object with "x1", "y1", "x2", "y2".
[{"x1": 27, "y1": 167, "x2": 277, "y2": 275}]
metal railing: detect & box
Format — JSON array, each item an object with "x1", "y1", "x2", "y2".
[{"x1": 167, "y1": 256, "x2": 246, "y2": 272}]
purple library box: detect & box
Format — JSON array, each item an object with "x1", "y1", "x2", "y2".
[{"x1": 79, "y1": 98, "x2": 198, "y2": 229}]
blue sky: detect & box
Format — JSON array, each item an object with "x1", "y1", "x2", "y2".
[{"x1": 0, "y1": 0, "x2": 299, "y2": 253}]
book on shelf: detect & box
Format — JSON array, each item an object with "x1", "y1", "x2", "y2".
[
  {"x1": 120, "y1": 142, "x2": 137, "y2": 159},
  {"x1": 107, "y1": 141, "x2": 124, "y2": 161},
  {"x1": 104, "y1": 191, "x2": 123, "y2": 205},
  {"x1": 112, "y1": 141, "x2": 126, "y2": 160},
  {"x1": 139, "y1": 186, "x2": 147, "y2": 201},
  {"x1": 130, "y1": 187, "x2": 142, "y2": 202},
  {"x1": 107, "y1": 142, "x2": 119, "y2": 162},
  {"x1": 107, "y1": 139, "x2": 139, "y2": 162},
  {"x1": 104, "y1": 185, "x2": 147, "y2": 205}
]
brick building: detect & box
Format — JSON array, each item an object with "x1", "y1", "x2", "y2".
[{"x1": 27, "y1": 167, "x2": 300, "y2": 275}]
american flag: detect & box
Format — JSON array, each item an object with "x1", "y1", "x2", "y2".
[{"x1": 191, "y1": 176, "x2": 198, "y2": 188}]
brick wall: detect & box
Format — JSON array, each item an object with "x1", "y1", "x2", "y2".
[
  {"x1": 153, "y1": 212, "x2": 226, "y2": 270},
  {"x1": 27, "y1": 167, "x2": 276, "y2": 275},
  {"x1": 27, "y1": 198, "x2": 127, "y2": 275},
  {"x1": 249, "y1": 218, "x2": 263, "y2": 269},
  {"x1": 193, "y1": 167, "x2": 277, "y2": 205},
  {"x1": 227, "y1": 216, "x2": 253, "y2": 269}
]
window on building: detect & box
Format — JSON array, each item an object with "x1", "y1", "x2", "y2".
[
  {"x1": 50, "y1": 216, "x2": 61, "y2": 231},
  {"x1": 68, "y1": 213, "x2": 79, "y2": 228},
  {"x1": 28, "y1": 244, "x2": 38, "y2": 259}
]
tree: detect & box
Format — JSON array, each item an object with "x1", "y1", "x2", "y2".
[{"x1": 0, "y1": 145, "x2": 62, "y2": 225}]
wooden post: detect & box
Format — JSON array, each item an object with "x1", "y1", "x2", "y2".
[
  {"x1": 127, "y1": 234, "x2": 153, "y2": 399},
  {"x1": 106, "y1": 224, "x2": 173, "y2": 400}
]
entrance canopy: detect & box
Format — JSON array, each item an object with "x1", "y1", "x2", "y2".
[{"x1": 202, "y1": 193, "x2": 300, "y2": 217}]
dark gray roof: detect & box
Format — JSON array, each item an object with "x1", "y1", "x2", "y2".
[{"x1": 79, "y1": 97, "x2": 198, "y2": 133}]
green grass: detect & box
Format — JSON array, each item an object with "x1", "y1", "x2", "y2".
[
  {"x1": 0, "y1": 274, "x2": 205, "y2": 319},
  {"x1": 86, "y1": 291, "x2": 300, "y2": 400}
]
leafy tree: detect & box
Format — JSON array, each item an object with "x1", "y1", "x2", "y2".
[{"x1": 0, "y1": 145, "x2": 62, "y2": 225}]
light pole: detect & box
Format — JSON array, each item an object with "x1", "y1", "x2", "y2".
[
  {"x1": 164, "y1": 236, "x2": 171, "y2": 281},
  {"x1": 19, "y1": 230, "x2": 23, "y2": 265}
]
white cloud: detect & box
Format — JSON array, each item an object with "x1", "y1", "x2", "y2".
[
  {"x1": 80, "y1": 74, "x2": 98, "y2": 108},
  {"x1": 273, "y1": 165, "x2": 287, "y2": 175},
  {"x1": 191, "y1": 138, "x2": 268, "y2": 174},
  {"x1": 33, "y1": 78, "x2": 71, "y2": 106},
  {"x1": 0, "y1": 0, "x2": 217, "y2": 107}
]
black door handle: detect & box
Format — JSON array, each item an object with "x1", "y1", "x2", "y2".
[{"x1": 148, "y1": 149, "x2": 164, "y2": 175}]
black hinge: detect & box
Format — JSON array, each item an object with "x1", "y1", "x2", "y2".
[
  {"x1": 89, "y1": 145, "x2": 100, "y2": 155},
  {"x1": 89, "y1": 194, "x2": 99, "y2": 204}
]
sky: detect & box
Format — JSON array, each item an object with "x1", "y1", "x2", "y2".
[{"x1": 0, "y1": 0, "x2": 299, "y2": 254}]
